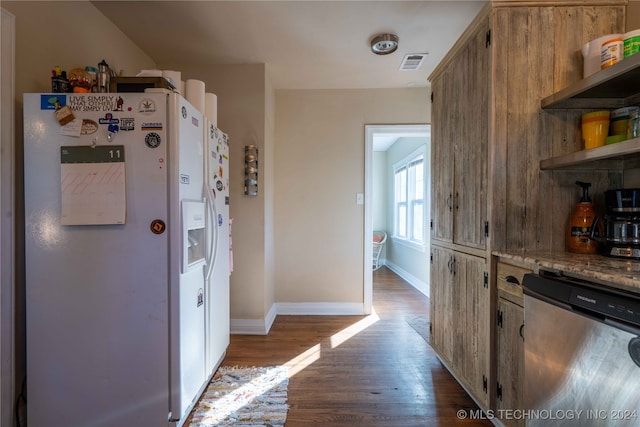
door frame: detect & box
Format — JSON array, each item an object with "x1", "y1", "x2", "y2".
[
  {"x1": 1, "y1": 7, "x2": 16, "y2": 427},
  {"x1": 364, "y1": 124, "x2": 430, "y2": 314}
]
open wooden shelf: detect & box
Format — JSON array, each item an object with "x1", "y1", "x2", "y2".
[
  {"x1": 541, "y1": 54, "x2": 640, "y2": 110},
  {"x1": 540, "y1": 137, "x2": 640, "y2": 170}
]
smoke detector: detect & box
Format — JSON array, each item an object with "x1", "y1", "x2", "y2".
[{"x1": 371, "y1": 33, "x2": 399, "y2": 55}]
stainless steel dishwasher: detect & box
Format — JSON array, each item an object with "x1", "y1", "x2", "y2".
[{"x1": 522, "y1": 271, "x2": 640, "y2": 426}]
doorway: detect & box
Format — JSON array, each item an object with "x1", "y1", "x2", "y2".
[{"x1": 364, "y1": 125, "x2": 430, "y2": 314}]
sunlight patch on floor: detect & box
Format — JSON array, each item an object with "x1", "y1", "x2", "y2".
[
  {"x1": 191, "y1": 366, "x2": 288, "y2": 425},
  {"x1": 283, "y1": 343, "x2": 322, "y2": 377},
  {"x1": 330, "y1": 308, "x2": 380, "y2": 349}
]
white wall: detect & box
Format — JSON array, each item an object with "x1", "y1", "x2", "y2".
[
  {"x1": 372, "y1": 151, "x2": 388, "y2": 230},
  {"x1": 3, "y1": 2, "x2": 155, "y2": 98},
  {"x1": 2, "y1": 1, "x2": 157, "y2": 423},
  {"x1": 274, "y1": 89, "x2": 429, "y2": 307},
  {"x1": 264, "y1": 69, "x2": 277, "y2": 320},
  {"x1": 158, "y1": 62, "x2": 274, "y2": 328}
]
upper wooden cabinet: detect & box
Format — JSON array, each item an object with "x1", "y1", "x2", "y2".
[
  {"x1": 431, "y1": 1, "x2": 625, "y2": 254},
  {"x1": 430, "y1": 15, "x2": 489, "y2": 250}
]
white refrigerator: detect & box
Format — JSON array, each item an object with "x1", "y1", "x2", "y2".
[
  {"x1": 23, "y1": 90, "x2": 229, "y2": 426},
  {"x1": 203, "y1": 120, "x2": 230, "y2": 377}
]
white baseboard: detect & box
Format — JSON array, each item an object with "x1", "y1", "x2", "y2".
[
  {"x1": 230, "y1": 303, "x2": 277, "y2": 335},
  {"x1": 275, "y1": 302, "x2": 365, "y2": 316},
  {"x1": 384, "y1": 261, "x2": 430, "y2": 298},
  {"x1": 230, "y1": 302, "x2": 365, "y2": 335}
]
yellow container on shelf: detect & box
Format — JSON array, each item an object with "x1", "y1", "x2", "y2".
[
  {"x1": 582, "y1": 110, "x2": 610, "y2": 149},
  {"x1": 610, "y1": 106, "x2": 639, "y2": 136}
]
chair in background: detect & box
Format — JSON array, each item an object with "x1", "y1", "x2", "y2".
[{"x1": 372, "y1": 231, "x2": 387, "y2": 271}]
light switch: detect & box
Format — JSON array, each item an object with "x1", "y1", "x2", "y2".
[{"x1": 356, "y1": 193, "x2": 364, "y2": 205}]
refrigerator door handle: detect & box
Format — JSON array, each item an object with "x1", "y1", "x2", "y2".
[{"x1": 205, "y1": 191, "x2": 218, "y2": 282}]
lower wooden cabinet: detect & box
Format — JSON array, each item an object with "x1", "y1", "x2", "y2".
[
  {"x1": 430, "y1": 245, "x2": 490, "y2": 408},
  {"x1": 495, "y1": 261, "x2": 529, "y2": 427},
  {"x1": 496, "y1": 298, "x2": 524, "y2": 427}
]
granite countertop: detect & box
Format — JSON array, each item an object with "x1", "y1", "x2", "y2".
[{"x1": 493, "y1": 250, "x2": 640, "y2": 295}]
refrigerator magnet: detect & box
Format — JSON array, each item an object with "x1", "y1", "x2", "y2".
[
  {"x1": 54, "y1": 105, "x2": 75, "y2": 126},
  {"x1": 119, "y1": 118, "x2": 135, "y2": 132},
  {"x1": 150, "y1": 219, "x2": 166, "y2": 234},
  {"x1": 80, "y1": 119, "x2": 98, "y2": 135},
  {"x1": 139, "y1": 99, "x2": 156, "y2": 114},
  {"x1": 145, "y1": 132, "x2": 161, "y2": 148}
]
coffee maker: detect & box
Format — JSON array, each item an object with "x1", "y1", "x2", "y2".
[{"x1": 592, "y1": 189, "x2": 640, "y2": 259}]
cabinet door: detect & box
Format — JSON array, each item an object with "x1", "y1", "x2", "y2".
[
  {"x1": 430, "y1": 77, "x2": 454, "y2": 244},
  {"x1": 458, "y1": 252, "x2": 490, "y2": 407},
  {"x1": 430, "y1": 17, "x2": 489, "y2": 249},
  {"x1": 496, "y1": 298, "x2": 524, "y2": 427},
  {"x1": 429, "y1": 246, "x2": 454, "y2": 364},
  {"x1": 453, "y1": 17, "x2": 489, "y2": 250}
]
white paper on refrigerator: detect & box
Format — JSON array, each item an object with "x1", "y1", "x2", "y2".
[{"x1": 60, "y1": 145, "x2": 126, "y2": 225}]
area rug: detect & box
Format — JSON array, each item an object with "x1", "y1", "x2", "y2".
[
  {"x1": 406, "y1": 315, "x2": 430, "y2": 343},
  {"x1": 189, "y1": 366, "x2": 289, "y2": 427}
]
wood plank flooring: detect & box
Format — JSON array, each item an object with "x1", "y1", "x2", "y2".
[{"x1": 203, "y1": 267, "x2": 492, "y2": 426}]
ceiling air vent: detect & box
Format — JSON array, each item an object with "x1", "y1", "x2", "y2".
[{"x1": 399, "y1": 53, "x2": 427, "y2": 71}]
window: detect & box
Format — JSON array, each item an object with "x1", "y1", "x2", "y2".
[{"x1": 393, "y1": 147, "x2": 425, "y2": 247}]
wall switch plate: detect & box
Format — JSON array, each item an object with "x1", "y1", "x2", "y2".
[{"x1": 356, "y1": 193, "x2": 364, "y2": 205}]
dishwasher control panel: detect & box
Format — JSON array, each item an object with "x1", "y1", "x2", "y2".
[
  {"x1": 569, "y1": 286, "x2": 640, "y2": 326},
  {"x1": 523, "y1": 272, "x2": 640, "y2": 328}
]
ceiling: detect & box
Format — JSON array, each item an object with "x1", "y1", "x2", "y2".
[
  {"x1": 372, "y1": 125, "x2": 430, "y2": 151},
  {"x1": 92, "y1": 1, "x2": 485, "y2": 90}
]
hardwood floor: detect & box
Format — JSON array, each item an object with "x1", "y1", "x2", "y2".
[{"x1": 216, "y1": 267, "x2": 492, "y2": 426}]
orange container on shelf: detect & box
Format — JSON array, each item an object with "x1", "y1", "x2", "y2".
[
  {"x1": 567, "y1": 181, "x2": 600, "y2": 254},
  {"x1": 601, "y1": 37, "x2": 624, "y2": 69},
  {"x1": 582, "y1": 110, "x2": 610, "y2": 149}
]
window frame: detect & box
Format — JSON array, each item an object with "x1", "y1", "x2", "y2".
[{"x1": 392, "y1": 146, "x2": 427, "y2": 252}]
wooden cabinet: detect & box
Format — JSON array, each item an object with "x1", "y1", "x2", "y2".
[
  {"x1": 488, "y1": 3, "x2": 625, "y2": 252},
  {"x1": 430, "y1": 15, "x2": 489, "y2": 250},
  {"x1": 495, "y1": 261, "x2": 529, "y2": 427},
  {"x1": 429, "y1": 246, "x2": 454, "y2": 363},
  {"x1": 461, "y1": 252, "x2": 490, "y2": 408},
  {"x1": 430, "y1": 246, "x2": 490, "y2": 407},
  {"x1": 496, "y1": 299, "x2": 524, "y2": 427},
  {"x1": 428, "y1": 0, "x2": 625, "y2": 417}
]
